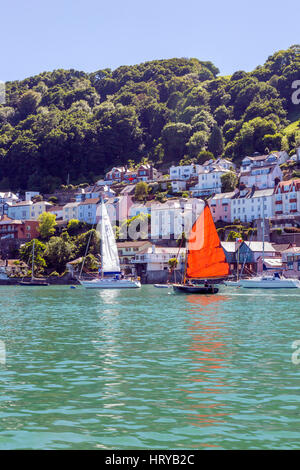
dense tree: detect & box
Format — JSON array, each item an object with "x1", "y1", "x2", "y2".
[
  {"x1": 207, "y1": 125, "x2": 224, "y2": 157},
  {"x1": 19, "y1": 239, "x2": 47, "y2": 274},
  {"x1": 38, "y1": 212, "x2": 57, "y2": 240},
  {"x1": 0, "y1": 47, "x2": 299, "y2": 191},
  {"x1": 44, "y1": 236, "x2": 76, "y2": 273},
  {"x1": 221, "y1": 171, "x2": 238, "y2": 192}
]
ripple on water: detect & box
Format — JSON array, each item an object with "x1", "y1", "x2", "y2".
[{"x1": 0, "y1": 285, "x2": 300, "y2": 449}]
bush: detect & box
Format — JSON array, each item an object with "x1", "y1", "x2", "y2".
[{"x1": 49, "y1": 271, "x2": 60, "y2": 277}]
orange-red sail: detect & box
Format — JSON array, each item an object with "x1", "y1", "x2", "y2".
[{"x1": 186, "y1": 203, "x2": 229, "y2": 279}]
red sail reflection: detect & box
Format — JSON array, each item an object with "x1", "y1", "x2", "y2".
[{"x1": 178, "y1": 294, "x2": 232, "y2": 429}]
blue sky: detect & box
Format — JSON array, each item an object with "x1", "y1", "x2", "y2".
[{"x1": 0, "y1": 0, "x2": 299, "y2": 82}]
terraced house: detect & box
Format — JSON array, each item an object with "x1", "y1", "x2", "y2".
[{"x1": 273, "y1": 179, "x2": 300, "y2": 217}]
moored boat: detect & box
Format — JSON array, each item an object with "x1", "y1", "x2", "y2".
[
  {"x1": 79, "y1": 200, "x2": 141, "y2": 289},
  {"x1": 240, "y1": 274, "x2": 300, "y2": 289},
  {"x1": 173, "y1": 202, "x2": 229, "y2": 294},
  {"x1": 173, "y1": 283, "x2": 219, "y2": 294}
]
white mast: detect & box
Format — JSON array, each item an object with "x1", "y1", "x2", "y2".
[
  {"x1": 100, "y1": 199, "x2": 104, "y2": 279},
  {"x1": 32, "y1": 239, "x2": 35, "y2": 280}
]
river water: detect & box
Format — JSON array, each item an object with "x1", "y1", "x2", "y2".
[{"x1": 0, "y1": 285, "x2": 299, "y2": 449}]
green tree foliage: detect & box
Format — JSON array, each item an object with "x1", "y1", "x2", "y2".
[
  {"x1": 207, "y1": 125, "x2": 224, "y2": 157},
  {"x1": 19, "y1": 239, "x2": 47, "y2": 274},
  {"x1": 221, "y1": 171, "x2": 238, "y2": 192},
  {"x1": 135, "y1": 181, "x2": 148, "y2": 201},
  {"x1": 44, "y1": 236, "x2": 76, "y2": 273},
  {"x1": 0, "y1": 47, "x2": 299, "y2": 190},
  {"x1": 38, "y1": 212, "x2": 57, "y2": 240},
  {"x1": 227, "y1": 230, "x2": 241, "y2": 242}
]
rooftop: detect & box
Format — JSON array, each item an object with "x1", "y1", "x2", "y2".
[{"x1": 244, "y1": 241, "x2": 275, "y2": 252}]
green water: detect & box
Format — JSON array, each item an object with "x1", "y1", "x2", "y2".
[{"x1": 0, "y1": 285, "x2": 299, "y2": 450}]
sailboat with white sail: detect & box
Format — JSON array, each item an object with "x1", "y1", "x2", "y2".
[{"x1": 79, "y1": 200, "x2": 141, "y2": 289}]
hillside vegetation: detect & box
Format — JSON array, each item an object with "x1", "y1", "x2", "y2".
[{"x1": 0, "y1": 45, "x2": 300, "y2": 192}]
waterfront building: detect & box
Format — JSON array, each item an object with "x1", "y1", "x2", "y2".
[
  {"x1": 281, "y1": 245, "x2": 300, "y2": 278},
  {"x1": 273, "y1": 179, "x2": 300, "y2": 217}
]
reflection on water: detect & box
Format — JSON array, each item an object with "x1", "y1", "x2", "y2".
[{"x1": 182, "y1": 294, "x2": 231, "y2": 430}]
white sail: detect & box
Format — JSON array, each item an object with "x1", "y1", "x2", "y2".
[{"x1": 98, "y1": 200, "x2": 121, "y2": 274}]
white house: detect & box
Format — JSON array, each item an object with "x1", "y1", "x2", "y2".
[
  {"x1": 239, "y1": 164, "x2": 282, "y2": 190},
  {"x1": 273, "y1": 179, "x2": 300, "y2": 217},
  {"x1": 240, "y1": 152, "x2": 288, "y2": 173},
  {"x1": 0, "y1": 192, "x2": 19, "y2": 203},
  {"x1": 62, "y1": 202, "x2": 81, "y2": 221},
  {"x1": 25, "y1": 191, "x2": 40, "y2": 201},
  {"x1": 231, "y1": 188, "x2": 274, "y2": 223},
  {"x1": 190, "y1": 167, "x2": 231, "y2": 196},
  {"x1": 29, "y1": 201, "x2": 52, "y2": 220},
  {"x1": 132, "y1": 245, "x2": 187, "y2": 272},
  {"x1": 128, "y1": 202, "x2": 152, "y2": 218},
  {"x1": 169, "y1": 164, "x2": 200, "y2": 181},
  {"x1": 150, "y1": 198, "x2": 204, "y2": 240},
  {"x1": 78, "y1": 198, "x2": 100, "y2": 224},
  {"x1": 171, "y1": 180, "x2": 188, "y2": 193},
  {"x1": 7, "y1": 201, "x2": 33, "y2": 220},
  {"x1": 47, "y1": 205, "x2": 64, "y2": 220}
]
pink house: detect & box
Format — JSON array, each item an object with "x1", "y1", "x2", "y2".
[{"x1": 209, "y1": 191, "x2": 235, "y2": 223}]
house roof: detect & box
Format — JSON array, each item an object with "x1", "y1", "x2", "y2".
[
  {"x1": 252, "y1": 188, "x2": 274, "y2": 198},
  {"x1": 211, "y1": 191, "x2": 236, "y2": 201},
  {"x1": 64, "y1": 202, "x2": 81, "y2": 209},
  {"x1": 10, "y1": 201, "x2": 33, "y2": 207},
  {"x1": 120, "y1": 185, "x2": 136, "y2": 195},
  {"x1": 117, "y1": 241, "x2": 151, "y2": 248},
  {"x1": 244, "y1": 241, "x2": 275, "y2": 252},
  {"x1": 221, "y1": 242, "x2": 237, "y2": 253},
  {"x1": 0, "y1": 259, "x2": 28, "y2": 267},
  {"x1": 48, "y1": 205, "x2": 64, "y2": 212},
  {"x1": 262, "y1": 258, "x2": 283, "y2": 268},
  {"x1": 140, "y1": 246, "x2": 187, "y2": 255},
  {"x1": 282, "y1": 246, "x2": 300, "y2": 254},
  {"x1": 78, "y1": 198, "x2": 100, "y2": 206},
  {"x1": 272, "y1": 244, "x2": 292, "y2": 252}
]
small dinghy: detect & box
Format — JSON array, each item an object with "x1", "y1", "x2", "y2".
[{"x1": 154, "y1": 284, "x2": 171, "y2": 288}]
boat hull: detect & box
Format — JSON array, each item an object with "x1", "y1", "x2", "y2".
[
  {"x1": 224, "y1": 281, "x2": 241, "y2": 287},
  {"x1": 173, "y1": 284, "x2": 219, "y2": 294},
  {"x1": 79, "y1": 278, "x2": 141, "y2": 289},
  {"x1": 19, "y1": 281, "x2": 49, "y2": 286},
  {"x1": 240, "y1": 277, "x2": 300, "y2": 289}
]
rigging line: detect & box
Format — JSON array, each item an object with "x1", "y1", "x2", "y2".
[
  {"x1": 79, "y1": 219, "x2": 97, "y2": 280},
  {"x1": 239, "y1": 225, "x2": 255, "y2": 278}
]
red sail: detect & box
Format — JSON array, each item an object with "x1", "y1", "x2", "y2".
[{"x1": 186, "y1": 204, "x2": 229, "y2": 279}]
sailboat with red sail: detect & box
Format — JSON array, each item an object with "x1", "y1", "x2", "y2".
[{"x1": 173, "y1": 202, "x2": 229, "y2": 294}]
